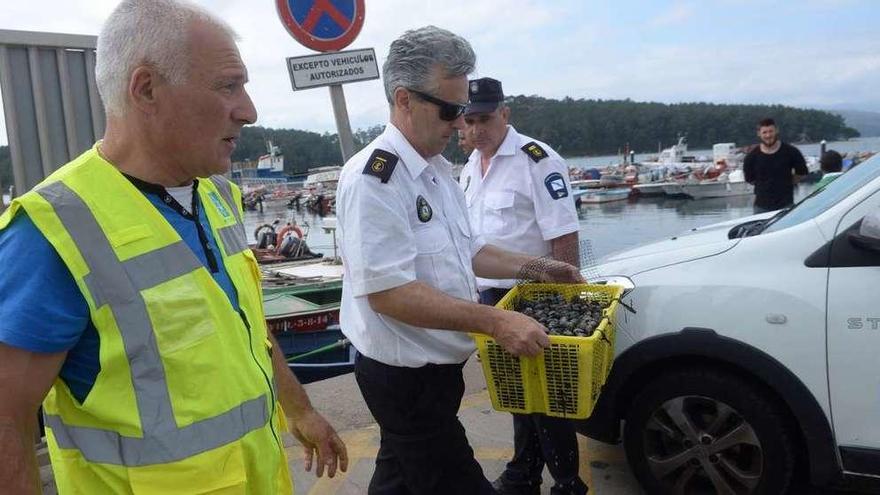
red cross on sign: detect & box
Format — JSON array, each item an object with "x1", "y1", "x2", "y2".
[{"x1": 276, "y1": 0, "x2": 366, "y2": 52}]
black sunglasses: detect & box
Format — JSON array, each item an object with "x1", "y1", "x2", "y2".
[{"x1": 408, "y1": 89, "x2": 467, "y2": 121}]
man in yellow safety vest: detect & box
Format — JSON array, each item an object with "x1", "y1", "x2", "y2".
[{"x1": 0, "y1": 1, "x2": 347, "y2": 493}]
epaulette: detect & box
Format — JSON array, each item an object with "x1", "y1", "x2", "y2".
[
  {"x1": 362, "y1": 149, "x2": 398, "y2": 183},
  {"x1": 521, "y1": 142, "x2": 548, "y2": 163}
]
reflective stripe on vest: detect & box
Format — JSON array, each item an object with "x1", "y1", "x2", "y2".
[
  {"x1": 37, "y1": 181, "x2": 269, "y2": 466},
  {"x1": 208, "y1": 176, "x2": 248, "y2": 257}
]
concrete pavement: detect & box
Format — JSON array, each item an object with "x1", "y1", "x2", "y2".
[
  {"x1": 39, "y1": 356, "x2": 854, "y2": 494},
  {"x1": 287, "y1": 356, "x2": 644, "y2": 494}
]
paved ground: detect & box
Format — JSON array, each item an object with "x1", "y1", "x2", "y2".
[
  {"x1": 39, "y1": 357, "x2": 642, "y2": 495},
  {"x1": 286, "y1": 357, "x2": 643, "y2": 495},
  {"x1": 286, "y1": 357, "x2": 862, "y2": 495},
  {"x1": 39, "y1": 356, "x2": 863, "y2": 494}
]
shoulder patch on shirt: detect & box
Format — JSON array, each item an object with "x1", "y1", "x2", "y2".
[
  {"x1": 521, "y1": 142, "x2": 548, "y2": 163},
  {"x1": 544, "y1": 172, "x2": 568, "y2": 200},
  {"x1": 416, "y1": 195, "x2": 433, "y2": 222},
  {"x1": 362, "y1": 149, "x2": 398, "y2": 183}
]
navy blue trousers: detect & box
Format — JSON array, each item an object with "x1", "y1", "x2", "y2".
[{"x1": 355, "y1": 353, "x2": 495, "y2": 495}]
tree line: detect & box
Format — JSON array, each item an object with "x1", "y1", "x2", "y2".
[
  {"x1": 500, "y1": 96, "x2": 860, "y2": 158},
  {"x1": 230, "y1": 98, "x2": 860, "y2": 172},
  {"x1": 0, "y1": 98, "x2": 861, "y2": 184}
]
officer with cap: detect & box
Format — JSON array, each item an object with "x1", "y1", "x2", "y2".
[
  {"x1": 461, "y1": 77, "x2": 586, "y2": 495},
  {"x1": 335, "y1": 28, "x2": 583, "y2": 494}
]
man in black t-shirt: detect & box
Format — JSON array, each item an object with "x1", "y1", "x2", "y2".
[{"x1": 743, "y1": 118, "x2": 808, "y2": 213}]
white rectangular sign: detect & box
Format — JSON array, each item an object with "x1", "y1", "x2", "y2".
[{"x1": 286, "y1": 48, "x2": 379, "y2": 90}]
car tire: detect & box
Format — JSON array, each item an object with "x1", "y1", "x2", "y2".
[{"x1": 623, "y1": 367, "x2": 795, "y2": 495}]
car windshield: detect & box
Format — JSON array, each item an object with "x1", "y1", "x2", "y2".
[{"x1": 762, "y1": 153, "x2": 880, "y2": 233}]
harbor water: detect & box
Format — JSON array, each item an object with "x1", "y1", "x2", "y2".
[
  {"x1": 243, "y1": 181, "x2": 810, "y2": 264},
  {"x1": 244, "y1": 137, "x2": 879, "y2": 263}
]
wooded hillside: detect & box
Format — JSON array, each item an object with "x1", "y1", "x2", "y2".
[{"x1": 0, "y1": 98, "x2": 860, "y2": 180}]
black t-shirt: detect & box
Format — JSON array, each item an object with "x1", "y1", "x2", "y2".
[{"x1": 743, "y1": 142, "x2": 808, "y2": 209}]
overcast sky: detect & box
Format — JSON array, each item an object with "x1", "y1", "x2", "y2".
[{"x1": 1, "y1": 0, "x2": 879, "y2": 146}]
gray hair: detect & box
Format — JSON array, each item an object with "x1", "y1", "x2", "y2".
[
  {"x1": 382, "y1": 26, "x2": 475, "y2": 104},
  {"x1": 95, "y1": 0, "x2": 238, "y2": 117}
]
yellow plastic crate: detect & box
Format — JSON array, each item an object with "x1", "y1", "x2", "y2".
[{"x1": 473, "y1": 283, "x2": 624, "y2": 419}]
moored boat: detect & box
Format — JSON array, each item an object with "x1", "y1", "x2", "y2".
[
  {"x1": 281, "y1": 325, "x2": 354, "y2": 384},
  {"x1": 661, "y1": 182, "x2": 690, "y2": 198},
  {"x1": 576, "y1": 187, "x2": 631, "y2": 204},
  {"x1": 570, "y1": 179, "x2": 602, "y2": 189},
  {"x1": 598, "y1": 173, "x2": 625, "y2": 188},
  {"x1": 631, "y1": 182, "x2": 668, "y2": 197},
  {"x1": 301, "y1": 166, "x2": 341, "y2": 215},
  {"x1": 679, "y1": 170, "x2": 754, "y2": 199},
  {"x1": 260, "y1": 258, "x2": 349, "y2": 383}
]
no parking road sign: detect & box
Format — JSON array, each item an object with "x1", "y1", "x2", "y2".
[{"x1": 276, "y1": 0, "x2": 366, "y2": 52}]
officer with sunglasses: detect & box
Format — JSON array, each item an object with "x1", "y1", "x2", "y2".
[{"x1": 335, "y1": 26, "x2": 583, "y2": 494}]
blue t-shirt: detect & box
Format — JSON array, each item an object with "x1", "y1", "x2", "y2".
[{"x1": 0, "y1": 186, "x2": 240, "y2": 403}]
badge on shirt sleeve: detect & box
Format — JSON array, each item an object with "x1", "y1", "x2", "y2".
[
  {"x1": 363, "y1": 149, "x2": 398, "y2": 183},
  {"x1": 521, "y1": 142, "x2": 548, "y2": 163},
  {"x1": 544, "y1": 172, "x2": 568, "y2": 200},
  {"x1": 416, "y1": 195, "x2": 433, "y2": 222}
]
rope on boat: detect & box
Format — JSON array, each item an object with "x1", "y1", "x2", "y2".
[{"x1": 286, "y1": 338, "x2": 350, "y2": 363}]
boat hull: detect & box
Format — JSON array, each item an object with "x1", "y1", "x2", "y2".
[
  {"x1": 680, "y1": 181, "x2": 754, "y2": 199},
  {"x1": 577, "y1": 188, "x2": 631, "y2": 204},
  {"x1": 661, "y1": 183, "x2": 691, "y2": 198},
  {"x1": 260, "y1": 260, "x2": 348, "y2": 383},
  {"x1": 277, "y1": 326, "x2": 355, "y2": 384},
  {"x1": 631, "y1": 183, "x2": 667, "y2": 197}
]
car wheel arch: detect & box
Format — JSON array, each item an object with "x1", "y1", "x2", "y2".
[{"x1": 578, "y1": 327, "x2": 841, "y2": 487}]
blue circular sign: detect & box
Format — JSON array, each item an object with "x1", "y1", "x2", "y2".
[{"x1": 276, "y1": 0, "x2": 366, "y2": 52}]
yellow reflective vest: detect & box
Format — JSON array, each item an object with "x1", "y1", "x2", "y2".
[{"x1": 0, "y1": 145, "x2": 293, "y2": 494}]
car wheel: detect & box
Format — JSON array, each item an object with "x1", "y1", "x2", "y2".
[{"x1": 623, "y1": 368, "x2": 795, "y2": 495}]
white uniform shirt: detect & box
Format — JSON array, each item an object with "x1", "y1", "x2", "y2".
[
  {"x1": 336, "y1": 124, "x2": 487, "y2": 367},
  {"x1": 459, "y1": 126, "x2": 579, "y2": 290}
]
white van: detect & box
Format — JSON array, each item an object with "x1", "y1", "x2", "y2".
[{"x1": 580, "y1": 154, "x2": 880, "y2": 494}]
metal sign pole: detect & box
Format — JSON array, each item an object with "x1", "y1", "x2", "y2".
[{"x1": 329, "y1": 84, "x2": 355, "y2": 162}]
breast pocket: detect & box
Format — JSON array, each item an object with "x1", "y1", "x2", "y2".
[
  {"x1": 414, "y1": 223, "x2": 450, "y2": 254},
  {"x1": 412, "y1": 223, "x2": 451, "y2": 288},
  {"x1": 483, "y1": 191, "x2": 515, "y2": 233}
]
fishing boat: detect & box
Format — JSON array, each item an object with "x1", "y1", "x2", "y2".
[
  {"x1": 261, "y1": 260, "x2": 350, "y2": 383},
  {"x1": 575, "y1": 187, "x2": 631, "y2": 204},
  {"x1": 279, "y1": 325, "x2": 353, "y2": 384},
  {"x1": 661, "y1": 182, "x2": 690, "y2": 198},
  {"x1": 631, "y1": 182, "x2": 668, "y2": 197},
  {"x1": 251, "y1": 216, "x2": 329, "y2": 265},
  {"x1": 301, "y1": 166, "x2": 341, "y2": 215},
  {"x1": 253, "y1": 248, "x2": 322, "y2": 265},
  {"x1": 256, "y1": 140, "x2": 286, "y2": 178},
  {"x1": 598, "y1": 172, "x2": 625, "y2": 188},
  {"x1": 679, "y1": 170, "x2": 754, "y2": 199},
  {"x1": 641, "y1": 135, "x2": 691, "y2": 166},
  {"x1": 570, "y1": 179, "x2": 602, "y2": 189}
]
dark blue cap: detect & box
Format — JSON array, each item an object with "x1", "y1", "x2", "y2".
[{"x1": 465, "y1": 77, "x2": 504, "y2": 116}]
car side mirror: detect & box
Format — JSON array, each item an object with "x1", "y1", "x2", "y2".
[{"x1": 848, "y1": 231, "x2": 880, "y2": 253}]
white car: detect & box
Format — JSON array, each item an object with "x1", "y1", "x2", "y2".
[{"x1": 579, "y1": 154, "x2": 880, "y2": 494}]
